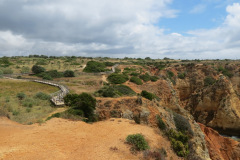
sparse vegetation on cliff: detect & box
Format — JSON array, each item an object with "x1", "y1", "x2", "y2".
[{"x1": 126, "y1": 134, "x2": 149, "y2": 151}]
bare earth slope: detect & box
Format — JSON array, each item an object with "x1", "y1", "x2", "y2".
[{"x1": 0, "y1": 117, "x2": 179, "y2": 160}]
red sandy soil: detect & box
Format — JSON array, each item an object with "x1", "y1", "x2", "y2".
[{"x1": 0, "y1": 117, "x2": 180, "y2": 160}]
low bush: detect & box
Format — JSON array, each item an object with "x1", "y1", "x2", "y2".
[
  {"x1": 96, "y1": 85, "x2": 136, "y2": 97},
  {"x1": 130, "y1": 76, "x2": 143, "y2": 85},
  {"x1": 139, "y1": 73, "x2": 151, "y2": 82},
  {"x1": 167, "y1": 71, "x2": 174, "y2": 78},
  {"x1": 107, "y1": 73, "x2": 129, "y2": 84},
  {"x1": 218, "y1": 66, "x2": 234, "y2": 78},
  {"x1": 32, "y1": 65, "x2": 45, "y2": 74},
  {"x1": 141, "y1": 90, "x2": 159, "y2": 101},
  {"x1": 83, "y1": 61, "x2": 106, "y2": 73},
  {"x1": 34, "y1": 92, "x2": 51, "y2": 100},
  {"x1": 156, "y1": 115, "x2": 166, "y2": 130},
  {"x1": 17, "y1": 92, "x2": 26, "y2": 100},
  {"x1": 104, "y1": 61, "x2": 114, "y2": 66},
  {"x1": 22, "y1": 98, "x2": 34, "y2": 108},
  {"x1": 173, "y1": 113, "x2": 193, "y2": 135},
  {"x1": 178, "y1": 72, "x2": 186, "y2": 79},
  {"x1": 64, "y1": 93, "x2": 96, "y2": 122},
  {"x1": 42, "y1": 74, "x2": 53, "y2": 80},
  {"x1": 204, "y1": 77, "x2": 216, "y2": 86},
  {"x1": 64, "y1": 70, "x2": 75, "y2": 77},
  {"x1": 130, "y1": 72, "x2": 140, "y2": 76},
  {"x1": 150, "y1": 76, "x2": 159, "y2": 82},
  {"x1": 38, "y1": 70, "x2": 63, "y2": 79},
  {"x1": 126, "y1": 134, "x2": 149, "y2": 151},
  {"x1": 114, "y1": 85, "x2": 136, "y2": 96},
  {"x1": 168, "y1": 129, "x2": 189, "y2": 157}
]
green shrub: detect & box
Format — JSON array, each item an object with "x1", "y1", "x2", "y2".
[
  {"x1": 139, "y1": 73, "x2": 151, "y2": 82},
  {"x1": 83, "y1": 61, "x2": 106, "y2": 73},
  {"x1": 173, "y1": 113, "x2": 193, "y2": 135},
  {"x1": 101, "y1": 86, "x2": 116, "y2": 97},
  {"x1": 114, "y1": 85, "x2": 136, "y2": 96},
  {"x1": 107, "y1": 73, "x2": 128, "y2": 84},
  {"x1": 218, "y1": 66, "x2": 233, "y2": 78},
  {"x1": 126, "y1": 134, "x2": 149, "y2": 151},
  {"x1": 64, "y1": 70, "x2": 75, "y2": 77},
  {"x1": 167, "y1": 71, "x2": 174, "y2": 78},
  {"x1": 168, "y1": 129, "x2": 189, "y2": 157},
  {"x1": 17, "y1": 92, "x2": 26, "y2": 100},
  {"x1": 141, "y1": 90, "x2": 159, "y2": 101},
  {"x1": 0, "y1": 70, "x2": 3, "y2": 77},
  {"x1": 36, "y1": 59, "x2": 48, "y2": 65},
  {"x1": 156, "y1": 115, "x2": 166, "y2": 130},
  {"x1": 150, "y1": 76, "x2": 159, "y2": 82},
  {"x1": 42, "y1": 74, "x2": 53, "y2": 80},
  {"x1": 104, "y1": 61, "x2": 114, "y2": 66},
  {"x1": 130, "y1": 72, "x2": 140, "y2": 76},
  {"x1": 204, "y1": 77, "x2": 215, "y2": 86},
  {"x1": 130, "y1": 76, "x2": 143, "y2": 85},
  {"x1": 32, "y1": 65, "x2": 45, "y2": 74},
  {"x1": 96, "y1": 85, "x2": 136, "y2": 97},
  {"x1": 64, "y1": 93, "x2": 96, "y2": 122},
  {"x1": 178, "y1": 73, "x2": 186, "y2": 79},
  {"x1": 34, "y1": 92, "x2": 51, "y2": 100},
  {"x1": 23, "y1": 98, "x2": 34, "y2": 108}
]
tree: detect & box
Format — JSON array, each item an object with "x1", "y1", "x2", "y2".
[
  {"x1": 64, "y1": 70, "x2": 75, "y2": 77},
  {"x1": 31, "y1": 65, "x2": 45, "y2": 74},
  {"x1": 64, "y1": 93, "x2": 96, "y2": 121}
]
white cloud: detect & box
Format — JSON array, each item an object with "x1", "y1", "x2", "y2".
[
  {"x1": 190, "y1": 4, "x2": 206, "y2": 14},
  {"x1": 0, "y1": 1, "x2": 240, "y2": 59}
]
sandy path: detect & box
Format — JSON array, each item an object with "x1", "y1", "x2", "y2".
[{"x1": 0, "y1": 117, "x2": 179, "y2": 160}]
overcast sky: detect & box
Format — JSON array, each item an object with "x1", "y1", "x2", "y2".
[{"x1": 0, "y1": 0, "x2": 240, "y2": 59}]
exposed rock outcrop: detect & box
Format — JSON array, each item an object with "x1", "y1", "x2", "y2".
[{"x1": 199, "y1": 123, "x2": 240, "y2": 160}]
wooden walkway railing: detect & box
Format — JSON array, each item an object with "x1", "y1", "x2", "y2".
[
  {"x1": 2, "y1": 64, "x2": 118, "y2": 106},
  {"x1": 3, "y1": 75, "x2": 69, "y2": 106}
]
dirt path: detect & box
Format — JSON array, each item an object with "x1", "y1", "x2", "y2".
[
  {"x1": 0, "y1": 117, "x2": 180, "y2": 160},
  {"x1": 101, "y1": 75, "x2": 108, "y2": 83}
]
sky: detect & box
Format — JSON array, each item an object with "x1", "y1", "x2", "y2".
[{"x1": 0, "y1": 0, "x2": 240, "y2": 59}]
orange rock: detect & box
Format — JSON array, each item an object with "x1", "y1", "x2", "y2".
[{"x1": 199, "y1": 123, "x2": 240, "y2": 160}]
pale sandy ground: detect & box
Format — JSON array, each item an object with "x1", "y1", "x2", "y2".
[{"x1": 0, "y1": 117, "x2": 180, "y2": 160}]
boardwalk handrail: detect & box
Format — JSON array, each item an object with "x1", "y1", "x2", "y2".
[
  {"x1": 3, "y1": 75, "x2": 69, "y2": 106},
  {"x1": 2, "y1": 63, "x2": 119, "y2": 106}
]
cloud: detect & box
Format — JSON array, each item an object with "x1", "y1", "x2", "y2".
[
  {"x1": 0, "y1": 1, "x2": 240, "y2": 59},
  {"x1": 190, "y1": 4, "x2": 206, "y2": 14}
]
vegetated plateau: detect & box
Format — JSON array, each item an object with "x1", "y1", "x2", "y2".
[{"x1": 0, "y1": 55, "x2": 240, "y2": 160}]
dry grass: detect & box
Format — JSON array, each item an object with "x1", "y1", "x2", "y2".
[
  {"x1": 0, "y1": 79, "x2": 60, "y2": 124},
  {"x1": 55, "y1": 75, "x2": 103, "y2": 94}
]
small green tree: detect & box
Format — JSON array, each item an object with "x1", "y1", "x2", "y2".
[
  {"x1": 32, "y1": 65, "x2": 45, "y2": 74},
  {"x1": 126, "y1": 134, "x2": 149, "y2": 151},
  {"x1": 64, "y1": 93, "x2": 96, "y2": 122},
  {"x1": 64, "y1": 70, "x2": 75, "y2": 77}
]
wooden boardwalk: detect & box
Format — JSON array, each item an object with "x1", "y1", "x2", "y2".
[{"x1": 2, "y1": 64, "x2": 119, "y2": 106}]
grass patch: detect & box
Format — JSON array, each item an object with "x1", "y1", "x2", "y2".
[
  {"x1": 0, "y1": 79, "x2": 58, "y2": 124},
  {"x1": 126, "y1": 134, "x2": 149, "y2": 151}
]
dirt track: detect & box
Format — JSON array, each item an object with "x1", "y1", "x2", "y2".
[{"x1": 0, "y1": 117, "x2": 178, "y2": 160}]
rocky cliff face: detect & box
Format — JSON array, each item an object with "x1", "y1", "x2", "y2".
[
  {"x1": 199, "y1": 123, "x2": 240, "y2": 160},
  {"x1": 96, "y1": 97, "x2": 211, "y2": 160},
  {"x1": 146, "y1": 63, "x2": 240, "y2": 135}
]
